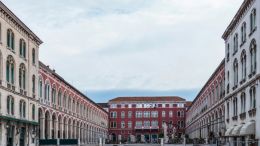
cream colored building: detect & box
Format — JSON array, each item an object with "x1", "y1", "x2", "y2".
[
  {"x1": 222, "y1": 0, "x2": 259, "y2": 145},
  {"x1": 0, "y1": 1, "x2": 42, "y2": 146}
]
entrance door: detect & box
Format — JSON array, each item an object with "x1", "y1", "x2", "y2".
[
  {"x1": 151, "y1": 134, "x2": 158, "y2": 143},
  {"x1": 144, "y1": 134, "x2": 150, "y2": 143},
  {"x1": 7, "y1": 126, "x2": 14, "y2": 146},
  {"x1": 19, "y1": 127, "x2": 26, "y2": 146}
]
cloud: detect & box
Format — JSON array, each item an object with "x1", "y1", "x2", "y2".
[{"x1": 1, "y1": 0, "x2": 243, "y2": 99}]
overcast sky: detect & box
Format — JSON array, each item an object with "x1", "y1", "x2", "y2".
[{"x1": 2, "y1": 0, "x2": 243, "y2": 102}]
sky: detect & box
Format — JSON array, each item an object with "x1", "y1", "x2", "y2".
[{"x1": 1, "y1": 0, "x2": 243, "y2": 103}]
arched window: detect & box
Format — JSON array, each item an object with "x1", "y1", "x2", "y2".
[
  {"x1": 233, "y1": 59, "x2": 238, "y2": 86},
  {"x1": 233, "y1": 33, "x2": 238, "y2": 54},
  {"x1": 58, "y1": 90, "x2": 62, "y2": 106},
  {"x1": 241, "y1": 22, "x2": 246, "y2": 43},
  {"x1": 7, "y1": 29, "x2": 14, "y2": 50},
  {"x1": 32, "y1": 104, "x2": 35, "y2": 120},
  {"x1": 52, "y1": 86, "x2": 56, "y2": 105},
  {"x1": 241, "y1": 50, "x2": 246, "y2": 80},
  {"x1": 250, "y1": 40, "x2": 257, "y2": 74},
  {"x1": 44, "y1": 81, "x2": 50, "y2": 101},
  {"x1": 7, "y1": 96, "x2": 14, "y2": 115},
  {"x1": 63, "y1": 93, "x2": 67, "y2": 109},
  {"x1": 68, "y1": 97, "x2": 71, "y2": 110},
  {"x1": 233, "y1": 97, "x2": 238, "y2": 116},
  {"x1": 6, "y1": 55, "x2": 15, "y2": 84},
  {"x1": 38, "y1": 77, "x2": 43, "y2": 98},
  {"x1": 250, "y1": 9, "x2": 256, "y2": 32},
  {"x1": 32, "y1": 48, "x2": 36, "y2": 65},
  {"x1": 32, "y1": 75, "x2": 36, "y2": 95},
  {"x1": 19, "y1": 39, "x2": 26, "y2": 58},
  {"x1": 240, "y1": 92, "x2": 246, "y2": 113},
  {"x1": 19, "y1": 100, "x2": 26, "y2": 118},
  {"x1": 249, "y1": 86, "x2": 256, "y2": 109},
  {"x1": 19, "y1": 63, "x2": 26, "y2": 90}
]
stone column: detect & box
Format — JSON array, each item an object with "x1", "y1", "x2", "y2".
[
  {"x1": 59, "y1": 121, "x2": 64, "y2": 139},
  {"x1": 40, "y1": 117, "x2": 45, "y2": 139},
  {"x1": 47, "y1": 119, "x2": 52, "y2": 139},
  {"x1": 54, "y1": 119, "x2": 58, "y2": 139}
]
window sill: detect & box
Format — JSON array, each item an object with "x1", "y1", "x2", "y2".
[
  {"x1": 6, "y1": 46, "x2": 15, "y2": 53},
  {"x1": 248, "y1": 108, "x2": 256, "y2": 117},
  {"x1": 232, "y1": 116, "x2": 238, "y2": 121},
  {"x1": 249, "y1": 27, "x2": 257, "y2": 37},
  {"x1": 239, "y1": 112, "x2": 246, "y2": 120}
]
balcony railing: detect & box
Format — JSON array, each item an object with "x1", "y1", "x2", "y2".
[{"x1": 134, "y1": 126, "x2": 159, "y2": 129}]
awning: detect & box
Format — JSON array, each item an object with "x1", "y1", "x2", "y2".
[
  {"x1": 232, "y1": 124, "x2": 243, "y2": 136},
  {"x1": 0, "y1": 115, "x2": 38, "y2": 125},
  {"x1": 225, "y1": 127, "x2": 234, "y2": 136},
  {"x1": 240, "y1": 121, "x2": 255, "y2": 136}
]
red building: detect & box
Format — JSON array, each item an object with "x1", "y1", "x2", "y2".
[{"x1": 108, "y1": 96, "x2": 191, "y2": 143}]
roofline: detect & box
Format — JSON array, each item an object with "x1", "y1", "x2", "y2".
[
  {"x1": 108, "y1": 96, "x2": 186, "y2": 103},
  {"x1": 0, "y1": 1, "x2": 43, "y2": 45},
  {"x1": 187, "y1": 59, "x2": 225, "y2": 111},
  {"x1": 222, "y1": 0, "x2": 254, "y2": 40},
  {"x1": 39, "y1": 61, "x2": 108, "y2": 114}
]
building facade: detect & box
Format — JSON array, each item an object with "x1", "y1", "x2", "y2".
[
  {"x1": 38, "y1": 62, "x2": 108, "y2": 145},
  {"x1": 0, "y1": 1, "x2": 42, "y2": 146},
  {"x1": 185, "y1": 60, "x2": 225, "y2": 143},
  {"x1": 108, "y1": 96, "x2": 190, "y2": 143},
  {"x1": 222, "y1": 0, "x2": 259, "y2": 145},
  {"x1": 0, "y1": 1, "x2": 109, "y2": 146}
]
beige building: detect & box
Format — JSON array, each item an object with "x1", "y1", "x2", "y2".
[{"x1": 0, "y1": 1, "x2": 42, "y2": 146}]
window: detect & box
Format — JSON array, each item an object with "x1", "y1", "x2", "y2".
[
  {"x1": 121, "y1": 121, "x2": 125, "y2": 128},
  {"x1": 241, "y1": 22, "x2": 246, "y2": 44},
  {"x1": 19, "y1": 63, "x2": 26, "y2": 90},
  {"x1": 110, "y1": 104, "x2": 117, "y2": 108},
  {"x1": 143, "y1": 111, "x2": 150, "y2": 118},
  {"x1": 250, "y1": 86, "x2": 256, "y2": 109},
  {"x1": 68, "y1": 97, "x2": 71, "y2": 110},
  {"x1": 32, "y1": 75, "x2": 36, "y2": 95},
  {"x1": 121, "y1": 104, "x2": 125, "y2": 108},
  {"x1": 128, "y1": 121, "x2": 132, "y2": 128},
  {"x1": 151, "y1": 120, "x2": 158, "y2": 127},
  {"x1": 151, "y1": 111, "x2": 158, "y2": 118},
  {"x1": 52, "y1": 87, "x2": 56, "y2": 104},
  {"x1": 233, "y1": 33, "x2": 238, "y2": 54},
  {"x1": 136, "y1": 104, "x2": 142, "y2": 108},
  {"x1": 135, "y1": 111, "x2": 142, "y2": 118},
  {"x1": 7, "y1": 29, "x2": 14, "y2": 50},
  {"x1": 227, "y1": 102, "x2": 230, "y2": 118},
  {"x1": 19, "y1": 39, "x2": 26, "y2": 58},
  {"x1": 135, "y1": 121, "x2": 142, "y2": 127},
  {"x1": 32, "y1": 104, "x2": 35, "y2": 120},
  {"x1": 250, "y1": 40, "x2": 257, "y2": 74},
  {"x1": 44, "y1": 82, "x2": 50, "y2": 101},
  {"x1": 128, "y1": 104, "x2": 132, "y2": 108},
  {"x1": 241, "y1": 92, "x2": 246, "y2": 113},
  {"x1": 227, "y1": 43, "x2": 230, "y2": 61},
  {"x1": 250, "y1": 9, "x2": 256, "y2": 32},
  {"x1": 58, "y1": 90, "x2": 62, "y2": 106},
  {"x1": 180, "y1": 110, "x2": 185, "y2": 117},
  {"x1": 110, "y1": 121, "x2": 117, "y2": 128},
  {"x1": 32, "y1": 48, "x2": 36, "y2": 64},
  {"x1": 121, "y1": 111, "x2": 125, "y2": 118},
  {"x1": 38, "y1": 77, "x2": 43, "y2": 98},
  {"x1": 143, "y1": 121, "x2": 150, "y2": 127},
  {"x1": 110, "y1": 111, "x2": 117, "y2": 118},
  {"x1": 241, "y1": 50, "x2": 247, "y2": 80},
  {"x1": 162, "y1": 111, "x2": 166, "y2": 117},
  {"x1": 177, "y1": 111, "x2": 181, "y2": 117},
  {"x1": 7, "y1": 96, "x2": 14, "y2": 115},
  {"x1": 6, "y1": 55, "x2": 15, "y2": 84},
  {"x1": 128, "y1": 111, "x2": 132, "y2": 118},
  {"x1": 19, "y1": 100, "x2": 26, "y2": 118},
  {"x1": 233, "y1": 59, "x2": 238, "y2": 86},
  {"x1": 169, "y1": 111, "x2": 173, "y2": 118},
  {"x1": 233, "y1": 97, "x2": 238, "y2": 116}
]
